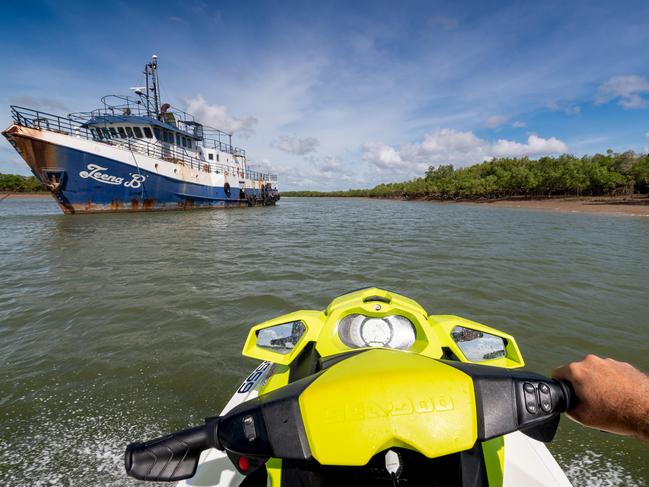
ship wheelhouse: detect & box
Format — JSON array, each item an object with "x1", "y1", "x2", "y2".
[
  {"x1": 84, "y1": 115, "x2": 200, "y2": 151},
  {"x1": 74, "y1": 93, "x2": 244, "y2": 169}
]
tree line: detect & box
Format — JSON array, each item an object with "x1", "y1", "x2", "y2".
[
  {"x1": 284, "y1": 151, "x2": 649, "y2": 200},
  {"x1": 0, "y1": 173, "x2": 48, "y2": 193}
]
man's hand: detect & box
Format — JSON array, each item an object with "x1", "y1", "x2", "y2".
[{"x1": 552, "y1": 354, "x2": 649, "y2": 441}]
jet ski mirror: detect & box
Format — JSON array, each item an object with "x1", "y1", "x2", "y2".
[
  {"x1": 256, "y1": 321, "x2": 306, "y2": 354},
  {"x1": 451, "y1": 326, "x2": 506, "y2": 362}
]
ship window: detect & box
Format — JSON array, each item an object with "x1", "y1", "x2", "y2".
[
  {"x1": 117, "y1": 127, "x2": 127, "y2": 138},
  {"x1": 133, "y1": 126, "x2": 143, "y2": 138},
  {"x1": 101, "y1": 128, "x2": 110, "y2": 138},
  {"x1": 217, "y1": 153, "x2": 220, "y2": 162},
  {"x1": 182, "y1": 136, "x2": 187, "y2": 148},
  {"x1": 174, "y1": 133, "x2": 180, "y2": 145},
  {"x1": 125, "y1": 127, "x2": 134, "y2": 138},
  {"x1": 208, "y1": 153, "x2": 214, "y2": 161},
  {"x1": 188, "y1": 139, "x2": 193, "y2": 149},
  {"x1": 153, "y1": 127, "x2": 161, "y2": 140},
  {"x1": 109, "y1": 127, "x2": 118, "y2": 138},
  {"x1": 144, "y1": 127, "x2": 153, "y2": 138}
]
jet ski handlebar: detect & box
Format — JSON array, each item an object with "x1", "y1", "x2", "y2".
[
  {"x1": 125, "y1": 363, "x2": 577, "y2": 482},
  {"x1": 125, "y1": 420, "x2": 220, "y2": 481}
]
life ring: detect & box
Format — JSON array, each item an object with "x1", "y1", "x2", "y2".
[{"x1": 224, "y1": 182, "x2": 231, "y2": 198}]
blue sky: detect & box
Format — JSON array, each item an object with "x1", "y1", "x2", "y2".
[{"x1": 1, "y1": 0, "x2": 649, "y2": 190}]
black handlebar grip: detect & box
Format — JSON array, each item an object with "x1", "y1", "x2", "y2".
[
  {"x1": 125, "y1": 424, "x2": 214, "y2": 481},
  {"x1": 553, "y1": 379, "x2": 578, "y2": 413}
]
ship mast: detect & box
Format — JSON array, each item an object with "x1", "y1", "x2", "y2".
[{"x1": 144, "y1": 55, "x2": 161, "y2": 117}]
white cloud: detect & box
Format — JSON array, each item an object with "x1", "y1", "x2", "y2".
[
  {"x1": 362, "y1": 142, "x2": 405, "y2": 169},
  {"x1": 492, "y1": 134, "x2": 567, "y2": 157},
  {"x1": 512, "y1": 120, "x2": 526, "y2": 128},
  {"x1": 273, "y1": 135, "x2": 320, "y2": 155},
  {"x1": 596, "y1": 75, "x2": 649, "y2": 109},
  {"x1": 9, "y1": 96, "x2": 68, "y2": 112},
  {"x1": 362, "y1": 129, "x2": 568, "y2": 177},
  {"x1": 184, "y1": 95, "x2": 258, "y2": 136},
  {"x1": 548, "y1": 100, "x2": 581, "y2": 115},
  {"x1": 274, "y1": 155, "x2": 361, "y2": 189},
  {"x1": 485, "y1": 115, "x2": 507, "y2": 128}
]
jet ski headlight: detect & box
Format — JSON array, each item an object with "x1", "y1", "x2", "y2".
[
  {"x1": 256, "y1": 321, "x2": 306, "y2": 354},
  {"x1": 337, "y1": 314, "x2": 416, "y2": 350}
]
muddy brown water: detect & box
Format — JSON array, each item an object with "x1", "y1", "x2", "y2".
[{"x1": 1, "y1": 196, "x2": 648, "y2": 486}]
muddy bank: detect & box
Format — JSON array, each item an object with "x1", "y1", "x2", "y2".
[
  {"x1": 0, "y1": 192, "x2": 50, "y2": 200},
  {"x1": 454, "y1": 195, "x2": 649, "y2": 217}
]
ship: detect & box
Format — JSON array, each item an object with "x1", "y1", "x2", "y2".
[{"x1": 2, "y1": 55, "x2": 279, "y2": 214}]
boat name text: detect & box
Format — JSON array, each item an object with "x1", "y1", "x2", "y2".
[{"x1": 79, "y1": 164, "x2": 146, "y2": 188}]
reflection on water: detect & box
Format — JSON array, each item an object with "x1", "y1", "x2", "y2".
[{"x1": 1, "y1": 197, "x2": 648, "y2": 485}]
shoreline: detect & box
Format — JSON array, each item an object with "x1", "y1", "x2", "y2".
[
  {"x1": 453, "y1": 195, "x2": 649, "y2": 217},
  {"x1": 1, "y1": 192, "x2": 50, "y2": 199},
  {"x1": 5, "y1": 192, "x2": 649, "y2": 217},
  {"x1": 286, "y1": 195, "x2": 649, "y2": 217}
]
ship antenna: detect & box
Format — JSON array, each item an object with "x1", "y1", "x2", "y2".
[
  {"x1": 144, "y1": 60, "x2": 151, "y2": 116},
  {"x1": 146, "y1": 54, "x2": 160, "y2": 118}
]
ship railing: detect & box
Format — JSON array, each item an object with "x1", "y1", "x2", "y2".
[
  {"x1": 9, "y1": 106, "x2": 278, "y2": 183},
  {"x1": 10, "y1": 105, "x2": 92, "y2": 136},
  {"x1": 81, "y1": 95, "x2": 198, "y2": 124},
  {"x1": 201, "y1": 136, "x2": 247, "y2": 158}
]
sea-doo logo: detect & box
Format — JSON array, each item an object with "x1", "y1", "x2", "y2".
[
  {"x1": 79, "y1": 164, "x2": 146, "y2": 188},
  {"x1": 323, "y1": 396, "x2": 454, "y2": 424},
  {"x1": 238, "y1": 362, "x2": 273, "y2": 394}
]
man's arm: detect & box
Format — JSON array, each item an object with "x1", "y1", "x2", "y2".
[{"x1": 552, "y1": 354, "x2": 649, "y2": 442}]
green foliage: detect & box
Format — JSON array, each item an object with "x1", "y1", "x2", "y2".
[
  {"x1": 0, "y1": 173, "x2": 48, "y2": 192},
  {"x1": 285, "y1": 151, "x2": 648, "y2": 199}
]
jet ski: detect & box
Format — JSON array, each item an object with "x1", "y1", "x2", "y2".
[{"x1": 125, "y1": 288, "x2": 575, "y2": 486}]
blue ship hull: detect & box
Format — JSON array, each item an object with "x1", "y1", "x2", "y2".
[{"x1": 4, "y1": 127, "x2": 276, "y2": 214}]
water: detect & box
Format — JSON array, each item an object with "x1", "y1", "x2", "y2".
[{"x1": 1, "y1": 196, "x2": 648, "y2": 486}]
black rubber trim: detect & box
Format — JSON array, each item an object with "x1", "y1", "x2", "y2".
[
  {"x1": 239, "y1": 463, "x2": 268, "y2": 487},
  {"x1": 440, "y1": 346, "x2": 461, "y2": 361},
  {"x1": 440, "y1": 361, "x2": 517, "y2": 441},
  {"x1": 319, "y1": 350, "x2": 369, "y2": 370},
  {"x1": 520, "y1": 414, "x2": 560, "y2": 442},
  {"x1": 441, "y1": 361, "x2": 564, "y2": 443},
  {"x1": 459, "y1": 442, "x2": 489, "y2": 487},
  {"x1": 362, "y1": 295, "x2": 391, "y2": 304},
  {"x1": 338, "y1": 287, "x2": 401, "y2": 298},
  {"x1": 288, "y1": 341, "x2": 321, "y2": 383},
  {"x1": 219, "y1": 371, "x2": 325, "y2": 460}
]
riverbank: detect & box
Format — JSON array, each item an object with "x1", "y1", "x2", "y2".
[
  {"x1": 0, "y1": 192, "x2": 49, "y2": 199},
  {"x1": 5, "y1": 192, "x2": 648, "y2": 216},
  {"x1": 455, "y1": 195, "x2": 649, "y2": 217},
  {"x1": 284, "y1": 194, "x2": 649, "y2": 217}
]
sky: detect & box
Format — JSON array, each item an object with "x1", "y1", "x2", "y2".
[{"x1": 1, "y1": 0, "x2": 649, "y2": 190}]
